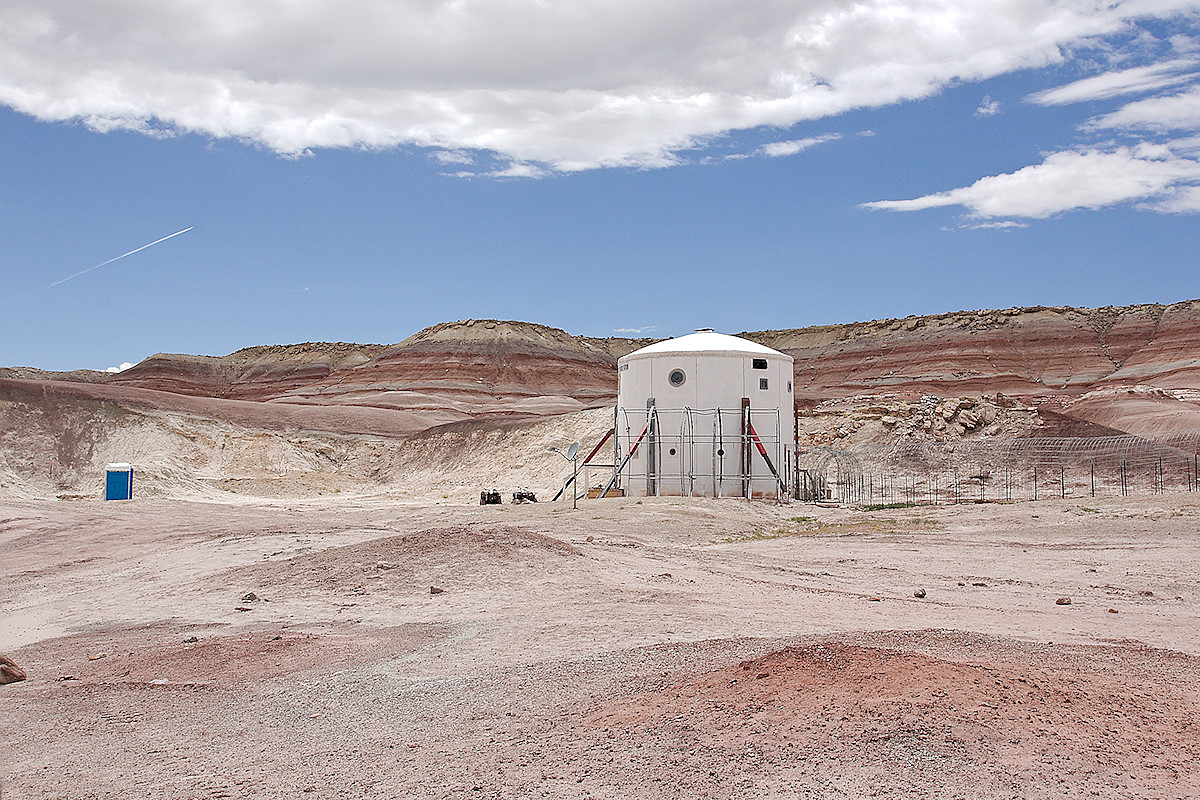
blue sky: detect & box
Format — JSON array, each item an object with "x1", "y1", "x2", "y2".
[{"x1": 1, "y1": 2, "x2": 1199, "y2": 372}]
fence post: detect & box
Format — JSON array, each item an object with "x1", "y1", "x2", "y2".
[{"x1": 1033, "y1": 465, "x2": 1038, "y2": 501}]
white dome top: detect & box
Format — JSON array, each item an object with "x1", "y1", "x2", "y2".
[{"x1": 621, "y1": 330, "x2": 789, "y2": 360}]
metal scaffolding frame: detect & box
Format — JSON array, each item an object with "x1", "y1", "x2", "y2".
[{"x1": 612, "y1": 404, "x2": 789, "y2": 500}]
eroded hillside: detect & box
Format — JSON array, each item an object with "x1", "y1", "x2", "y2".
[
  {"x1": 109, "y1": 321, "x2": 653, "y2": 419},
  {"x1": 4, "y1": 301, "x2": 1200, "y2": 501}
]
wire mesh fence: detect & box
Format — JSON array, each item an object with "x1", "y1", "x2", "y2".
[
  {"x1": 615, "y1": 406, "x2": 790, "y2": 498},
  {"x1": 797, "y1": 432, "x2": 1200, "y2": 505}
]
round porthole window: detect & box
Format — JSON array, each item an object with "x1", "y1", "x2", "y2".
[{"x1": 668, "y1": 369, "x2": 686, "y2": 387}]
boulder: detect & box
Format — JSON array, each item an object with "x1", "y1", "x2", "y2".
[{"x1": 0, "y1": 654, "x2": 27, "y2": 685}]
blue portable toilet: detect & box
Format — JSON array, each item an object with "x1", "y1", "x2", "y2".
[{"x1": 105, "y1": 463, "x2": 133, "y2": 500}]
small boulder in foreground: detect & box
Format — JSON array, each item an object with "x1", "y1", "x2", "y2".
[{"x1": 0, "y1": 654, "x2": 27, "y2": 685}]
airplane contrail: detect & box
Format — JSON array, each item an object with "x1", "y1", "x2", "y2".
[{"x1": 43, "y1": 226, "x2": 194, "y2": 290}]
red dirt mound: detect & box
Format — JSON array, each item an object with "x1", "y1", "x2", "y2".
[
  {"x1": 30, "y1": 623, "x2": 453, "y2": 689},
  {"x1": 588, "y1": 636, "x2": 1200, "y2": 799},
  {"x1": 230, "y1": 524, "x2": 581, "y2": 595}
]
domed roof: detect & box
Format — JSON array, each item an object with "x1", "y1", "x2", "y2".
[{"x1": 621, "y1": 330, "x2": 789, "y2": 360}]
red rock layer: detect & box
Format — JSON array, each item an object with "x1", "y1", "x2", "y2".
[
  {"x1": 110, "y1": 343, "x2": 388, "y2": 401},
  {"x1": 110, "y1": 322, "x2": 653, "y2": 420},
  {"x1": 753, "y1": 300, "x2": 1200, "y2": 402},
  {"x1": 80, "y1": 301, "x2": 1200, "y2": 436},
  {"x1": 0, "y1": 377, "x2": 444, "y2": 439}
]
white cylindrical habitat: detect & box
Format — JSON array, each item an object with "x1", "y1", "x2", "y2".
[{"x1": 613, "y1": 330, "x2": 795, "y2": 498}]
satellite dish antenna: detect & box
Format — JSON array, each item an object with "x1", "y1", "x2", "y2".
[{"x1": 566, "y1": 442, "x2": 580, "y2": 461}]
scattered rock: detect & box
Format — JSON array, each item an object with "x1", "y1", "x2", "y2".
[
  {"x1": 1056, "y1": 597, "x2": 1072, "y2": 606},
  {"x1": 430, "y1": 586, "x2": 444, "y2": 595},
  {"x1": 1138, "y1": 590, "x2": 1154, "y2": 597},
  {"x1": 235, "y1": 606, "x2": 252, "y2": 612},
  {"x1": 87, "y1": 652, "x2": 107, "y2": 661},
  {"x1": 972, "y1": 582, "x2": 987, "y2": 587},
  {"x1": 150, "y1": 678, "x2": 169, "y2": 685},
  {"x1": 0, "y1": 655, "x2": 27, "y2": 685},
  {"x1": 585, "y1": 535, "x2": 594, "y2": 542},
  {"x1": 1108, "y1": 608, "x2": 1119, "y2": 614},
  {"x1": 376, "y1": 561, "x2": 396, "y2": 570},
  {"x1": 241, "y1": 592, "x2": 259, "y2": 602},
  {"x1": 867, "y1": 596, "x2": 881, "y2": 602},
  {"x1": 914, "y1": 588, "x2": 926, "y2": 598},
  {"x1": 57, "y1": 675, "x2": 78, "y2": 682},
  {"x1": 183, "y1": 636, "x2": 199, "y2": 644},
  {"x1": 756, "y1": 671, "x2": 770, "y2": 679}
]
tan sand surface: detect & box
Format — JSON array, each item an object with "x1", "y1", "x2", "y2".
[{"x1": 2, "y1": 493, "x2": 1199, "y2": 798}]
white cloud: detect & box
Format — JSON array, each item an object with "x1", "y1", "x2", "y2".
[
  {"x1": 960, "y1": 220, "x2": 1028, "y2": 229},
  {"x1": 975, "y1": 96, "x2": 1001, "y2": 116},
  {"x1": 450, "y1": 160, "x2": 549, "y2": 179},
  {"x1": 871, "y1": 52, "x2": 1200, "y2": 223},
  {"x1": 759, "y1": 134, "x2": 841, "y2": 158},
  {"x1": 430, "y1": 150, "x2": 475, "y2": 166},
  {"x1": 862, "y1": 146, "x2": 1200, "y2": 218},
  {"x1": 0, "y1": 0, "x2": 1195, "y2": 172},
  {"x1": 1087, "y1": 84, "x2": 1200, "y2": 131},
  {"x1": 1147, "y1": 183, "x2": 1200, "y2": 212},
  {"x1": 104, "y1": 362, "x2": 134, "y2": 373},
  {"x1": 1027, "y1": 59, "x2": 1199, "y2": 106},
  {"x1": 613, "y1": 326, "x2": 657, "y2": 335},
  {"x1": 1167, "y1": 134, "x2": 1200, "y2": 155},
  {"x1": 487, "y1": 161, "x2": 549, "y2": 179}
]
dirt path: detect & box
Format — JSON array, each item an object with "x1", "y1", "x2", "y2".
[{"x1": 2, "y1": 493, "x2": 1199, "y2": 798}]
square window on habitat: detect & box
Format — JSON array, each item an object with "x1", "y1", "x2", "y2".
[
  {"x1": 759, "y1": 378, "x2": 769, "y2": 390},
  {"x1": 752, "y1": 358, "x2": 768, "y2": 370}
]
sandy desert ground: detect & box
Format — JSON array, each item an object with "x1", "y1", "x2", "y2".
[{"x1": 3, "y1": 490, "x2": 1199, "y2": 799}]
